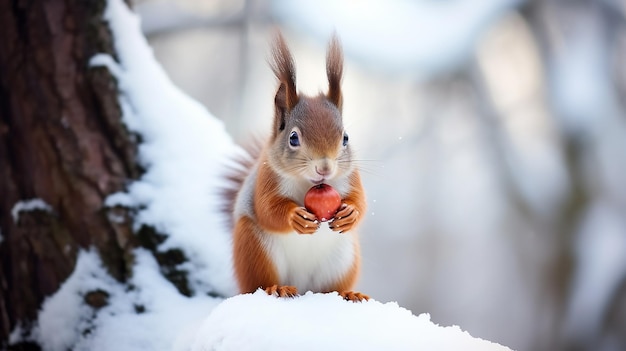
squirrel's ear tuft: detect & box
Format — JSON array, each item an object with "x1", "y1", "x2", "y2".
[
  {"x1": 270, "y1": 31, "x2": 298, "y2": 132},
  {"x1": 326, "y1": 33, "x2": 343, "y2": 112}
]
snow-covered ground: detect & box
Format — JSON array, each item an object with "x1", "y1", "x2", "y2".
[
  {"x1": 8, "y1": 0, "x2": 516, "y2": 349},
  {"x1": 175, "y1": 291, "x2": 510, "y2": 351}
]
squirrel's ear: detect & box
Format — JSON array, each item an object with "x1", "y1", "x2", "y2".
[
  {"x1": 326, "y1": 33, "x2": 343, "y2": 112},
  {"x1": 270, "y1": 31, "x2": 298, "y2": 132}
]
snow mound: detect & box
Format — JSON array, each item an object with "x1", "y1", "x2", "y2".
[{"x1": 176, "y1": 291, "x2": 513, "y2": 351}]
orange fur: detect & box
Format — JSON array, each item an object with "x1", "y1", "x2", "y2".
[
  {"x1": 344, "y1": 172, "x2": 366, "y2": 210},
  {"x1": 233, "y1": 216, "x2": 280, "y2": 293},
  {"x1": 254, "y1": 156, "x2": 300, "y2": 234},
  {"x1": 326, "y1": 34, "x2": 343, "y2": 111},
  {"x1": 270, "y1": 32, "x2": 298, "y2": 136}
]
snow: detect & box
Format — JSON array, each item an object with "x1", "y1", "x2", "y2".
[
  {"x1": 34, "y1": 249, "x2": 222, "y2": 351},
  {"x1": 13, "y1": 0, "x2": 514, "y2": 350},
  {"x1": 11, "y1": 198, "x2": 53, "y2": 223},
  {"x1": 8, "y1": 323, "x2": 25, "y2": 345},
  {"x1": 176, "y1": 291, "x2": 511, "y2": 351},
  {"x1": 91, "y1": 0, "x2": 238, "y2": 297}
]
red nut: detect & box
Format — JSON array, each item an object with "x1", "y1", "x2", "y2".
[{"x1": 304, "y1": 184, "x2": 342, "y2": 222}]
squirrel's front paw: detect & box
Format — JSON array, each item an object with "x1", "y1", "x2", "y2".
[
  {"x1": 290, "y1": 207, "x2": 320, "y2": 234},
  {"x1": 329, "y1": 203, "x2": 361, "y2": 233}
]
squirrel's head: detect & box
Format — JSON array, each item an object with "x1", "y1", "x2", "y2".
[{"x1": 267, "y1": 32, "x2": 352, "y2": 185}]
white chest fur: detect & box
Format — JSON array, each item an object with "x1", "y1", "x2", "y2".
[{"x1": 261, "y1": 224, "x2": 356, "y2": 293}]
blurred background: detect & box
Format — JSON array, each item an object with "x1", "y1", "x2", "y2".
[{"x1": 132, "y1": 0, "x2": 626, "y2": 350}]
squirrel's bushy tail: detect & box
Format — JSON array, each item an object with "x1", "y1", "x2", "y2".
[{"x1": 219, "y1": 139, "x2": 263, "y2": 229}]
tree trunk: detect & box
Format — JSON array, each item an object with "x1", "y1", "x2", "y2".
[{"x1": 0, "y1": 0, "x2": 139, "y2": 348}]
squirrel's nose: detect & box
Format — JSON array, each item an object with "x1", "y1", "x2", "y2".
[
  {"x1": 315, "y1": 166, "x2": 330, "y2": 176},
  {"x1": 315, "y1": 162, "x2": 333, "y2": 177},
  {"x1": 315, "y1": 158, "x2": 335, "y2": 178}
]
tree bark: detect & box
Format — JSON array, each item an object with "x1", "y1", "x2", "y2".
[{"x1": 0, "y1": 0, "x2": 139, "y2": 348}]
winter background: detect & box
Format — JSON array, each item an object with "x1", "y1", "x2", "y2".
[
  {"x1": 131, "y1": 0, "x2": 626, "y2": 350},
  {"x1": 9, "y1": 0, "x2": 626, "y2": 350}
]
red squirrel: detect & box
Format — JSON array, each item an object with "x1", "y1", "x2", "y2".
[{"x1": 227, "y1": 32, "x2": 368, "y2": 302}]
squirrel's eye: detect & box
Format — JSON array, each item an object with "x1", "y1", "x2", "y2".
[
  {"x1": 289, "y1": 131, "x2": 300, "y2": 148},
  {"x1": 342, "y1": 132, "x2": 349, "y2": 147}
]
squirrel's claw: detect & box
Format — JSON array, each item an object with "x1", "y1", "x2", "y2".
[
  {"x1": 291, "y1": 207, "x2": 320, "y2": 234},
  {"x1": 339, "y1": 291, "x2": 369, "y2": 302},
  {"x1": 265, "y1": 285, "x2": 298, "y2": 298},
  {"x1": 329, "y1": 203, "x2": 359, "y2": 233}
]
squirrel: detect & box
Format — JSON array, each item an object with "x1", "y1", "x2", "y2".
[{"x1": 225, "y1": 32, "x2": 368, "y2": 302}]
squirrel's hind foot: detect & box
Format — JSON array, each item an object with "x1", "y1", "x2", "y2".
[
  {"x1": 265, "y1": 285, "x2": 298, "y2": 298},
  {"x1": 339, "y1": 291, "x2": 369, "y2": 302}
]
